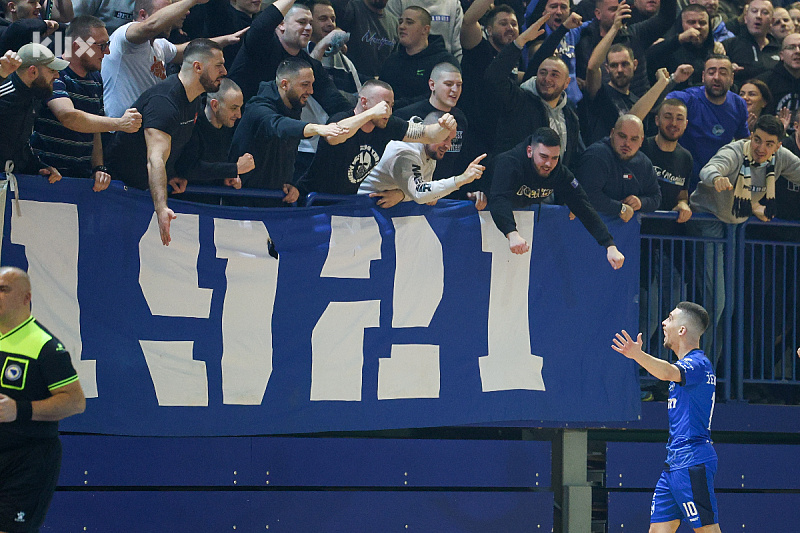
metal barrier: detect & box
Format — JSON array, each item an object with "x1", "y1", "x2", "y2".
[{"x1": 640, "y1": 212, "x2": 800, "y2": 401}]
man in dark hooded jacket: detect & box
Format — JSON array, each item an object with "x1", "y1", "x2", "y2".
[
  {"x1": 378, "y1": 6, "x2": 458, "y2": 108},
  {"x1": 646, "y1": 4, "x2": 717, "y2": 91},
  {"x1": 229, "y1": 57, "x2": 348, "y2": 206}
]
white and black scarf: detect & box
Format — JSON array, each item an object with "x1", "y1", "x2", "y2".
[{"x1": 732, "y1": 141, "x2": 776, "y2": 219}]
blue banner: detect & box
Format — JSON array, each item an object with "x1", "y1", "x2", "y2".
[{"x1": 1, "y1": 176, "x2": 641, "y2": 436}]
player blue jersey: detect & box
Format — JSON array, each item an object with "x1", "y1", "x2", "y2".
[{"x1": 665, "y1": 349, "x2": 717, "y2": 470}]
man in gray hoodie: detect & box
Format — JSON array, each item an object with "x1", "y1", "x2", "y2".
[{"x1": 689, "y1": 114, "x2": 800, "y2": 341}]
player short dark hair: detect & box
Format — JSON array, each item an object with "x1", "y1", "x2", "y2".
[
  {"x1": 430, "y1": 62, "x2": 461, "y2": 81},
  {"x1": 676, "y1": 302, "x2": 710, "y2": 335},
  {"x1": 183, "y1": 38, "x2": 224, "y2": 65},
  {"x1": 275, "y1": 57, "x2": 312, "y2": 82},
  {"x1": 753, "y1": 114, "x2": 785, "y2": 139},
  {"x1": 656, "y1": 98, "x2": 688, "y2": 115},
  {"x1": 485, "y1": 4, "x2": 516, "y2": 26},
  {"x1": 530, "y1": 127, "x2": 561, "y2": 148},
  {"x1": 405, "y1": 5, "x2": 432, "y2": 26},
  {"x1": 66, "y1": 15, "x2": 106, "y2": 39}
]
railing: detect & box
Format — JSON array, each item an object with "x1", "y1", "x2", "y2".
[{"x1": 640, "y1": 212, "x2": 800, "y2": 402}]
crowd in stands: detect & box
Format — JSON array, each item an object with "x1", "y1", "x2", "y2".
[{"x1": 1, "y1": 0, "x2": 800, "y2": 398}]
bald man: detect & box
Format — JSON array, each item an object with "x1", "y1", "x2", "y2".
[
  {"x1": 575, "y1": 114, "x2": 662, "y2": 221},
  {"x1": 0, "y1": 266, "x2": 85, "y2": 533}
]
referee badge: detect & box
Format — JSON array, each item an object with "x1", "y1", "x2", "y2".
[{"x1": 2, "y1": 357, "x2": 28, "y2": 390}]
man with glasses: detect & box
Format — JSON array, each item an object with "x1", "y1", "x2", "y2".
[
  {"x1": 721, "y1": 0, "x2": 780, "y2": 84},
  {"x1": 755, "y1": 32, "x2": 800, "y2": 116},
  {"x1": 30, "y1": 16, "x2": 141, "y2": 188}
]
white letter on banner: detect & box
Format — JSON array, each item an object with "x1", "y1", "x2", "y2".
[
  {"x1": 320, "y1": 215, "x2": 381, "y2": 278},
  {"x1": 311, "y1": 300, "x2": 380, "y2": 401},
  {"x1": 140, "y1": 340, "x2": 208, "y2": 405},
  {"x1": 10, "y1": 201, "x2": 97, "y2": 398},
  {"x1": 214, "y1": 219, "x2": 277, "y2": 405},
  {"x1": 378, "y1": 344, "x2": 440, "y2": 399},
  {"x1": 378, "y1": 215, "x2": 441, "y2": 399},
  {"x1": 477, "y1": 212, "x2": 545, "y2": 392},
  {"x1": 139, "y1": 213, "x2": 212, "y2": 318}
]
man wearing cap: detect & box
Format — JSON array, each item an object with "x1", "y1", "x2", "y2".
[{"x1": 0, "y1": 42, "x2": 66, "y2": 182}]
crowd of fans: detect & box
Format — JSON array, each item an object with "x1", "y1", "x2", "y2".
[{"x1": 1, "y1": 0, "x2": 800, "y2": 333}]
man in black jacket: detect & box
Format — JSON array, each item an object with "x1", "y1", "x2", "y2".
[
  {"x1": 229, "y1": 57, "x2": 348, "y2": 206},
  {"x1": 227, "y1": 0, "x2": 350, "y2": 114},
  {"x1": 485, "y1": 20, "x2": 582, "y2": 168},
  {"x1": 487, "y1": 126, "x2": 625, "y2": 269},
  {"x1": 378, "y1": 6, "x2": 458, "y2": 108},
  {"x1": 722, "y1": 0, "x2": 780, "y2": 84},
  {"x1": 756, "y1": 32, "x2": 800, "y2": 115},
  {"x1": 576, "y1": 0, "x2": 676, "y2": 98},
  {"x1": 0, "y1": 43, "x2": 65, "y2": 182}
]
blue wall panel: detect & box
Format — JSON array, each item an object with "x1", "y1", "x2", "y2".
[
  {"x1": 58, "y1": 435, "x2": 551, "y2": 488},
  {"x1": 43, "y1": 490, "x2": 554, "y2": 532}
]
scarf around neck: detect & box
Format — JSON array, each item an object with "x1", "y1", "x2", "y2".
[{"x1": 732, "y1": 140, "x2": 776, "y2": 219}]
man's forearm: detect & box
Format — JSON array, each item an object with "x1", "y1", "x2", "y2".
[
  {"x1": 91, "y1": 133, "x2": 103, "y2": 168},
  {"x1": 59, "y1": 109, "x2": 128, "y2": 134},
  {"x1": 147, "y1": 157, "x2": 170, "y2": 210}
]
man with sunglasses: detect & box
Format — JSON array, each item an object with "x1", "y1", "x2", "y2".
[{"x1": 30, "y1": 15, "x2": 141, "y2": 189}]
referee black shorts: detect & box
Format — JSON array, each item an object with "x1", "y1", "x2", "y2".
[{"x1": 0, "y1": 438, "x2": 62, "y2": 533}]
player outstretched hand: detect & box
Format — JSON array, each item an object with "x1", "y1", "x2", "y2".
[{"x1": 612, "y1": 329, "x2": 645, "y2": 359}]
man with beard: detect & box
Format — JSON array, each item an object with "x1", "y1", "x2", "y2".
[
  {"x1": 0, "y1": 43, "x2": 66, "y2": 183},
  {"x1": 330, "y1": 0, "x2": 398, "y2": 80},
  {"x1": 582, "y1": 1, "x2": 693, "y2": 145},
  {"x1": 756, "y1": 32, "x2": 800, "y2": 116},
  {"x1": 459, "y1": 2, "x2": 519, "y2": 160},
  {"x1": 296, "y1": 79, "x2": 457, "y2": 196},
  {"x1": 358, "y1": 111, "x2": 487, "y2": 208},
  {"x1": 485, "y1": 18, "x2": 582, "y2": 169},
  {"x1": 487, "y1": 127, "x2": 625, "y2": 268},
  {"x1": 102, "y1": 0, "x2": 244, "y2": 118},
  {"x1": 575, "y1": 114, "x2": 661, "y2": 221},
  {"x1": 105, "y1": 39, "x2": 227, "y2": 246},
  {"x1": 229, "y1": 57, "x2": 348, "y2": 207},
  {"x1": 646, "y1": 4, "x2": 718, "y2": 91},
  {"x1": 666, "y1": 54, "x2": 749, "y2": 191},
  {"x1": 612, "y1": 302, "x2": 721, "y2": 533},
  {"x1": 722, "y1": 0, "x2": 780, "y2": 84},
  {"x1": 228, "y1": 0, "x2": 349, "y2": 114},
  {"x1": 30, "y1": 16, "x2": 142, "y2": 189}
]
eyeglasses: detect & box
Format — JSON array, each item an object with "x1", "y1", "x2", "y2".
[{"x1": 93, "y1": 41, "x2": 111, "y2": 52}]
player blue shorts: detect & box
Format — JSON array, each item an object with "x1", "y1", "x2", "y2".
[{"x1": 650, "y1": 460, "x2": 719, "y2": 528}]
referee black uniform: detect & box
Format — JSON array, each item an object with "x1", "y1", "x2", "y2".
[{"x1": 0, "y1": 317, "x2": 80, "y2": 533}]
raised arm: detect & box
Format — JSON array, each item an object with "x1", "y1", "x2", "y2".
[
  {"x1": 326, "y1": 102, "x2": 391, "y2": 144},
  {"x1": 126, "y1": 0, "x2": 208, "y2": 45},
  {"x1": 629, "y1": 65, "x2": 693, "y2": 120},
  {"x1": 612, "y1": 329, "x2": 682, "y2": 382},
  {"x1": 461, "y1": 0, "x2": 493, "y2": 50},
  {"x1": 402, "y1": 113, "x2": 458, "y2": 143},
  {"x1": 585, "y1": 4, "x2": 630, "y2": 100}
]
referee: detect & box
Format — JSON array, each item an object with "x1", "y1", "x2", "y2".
[{"x1": 0, "y1": 266, "x2": 85, "y2": 533}]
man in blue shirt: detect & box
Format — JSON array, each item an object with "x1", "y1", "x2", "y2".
[
  {"x1": 612, "y1": 302, "x2": 720, "y2": 533},
  {"x1": 666, "y1": 54, "x2": 749, "y2": 191}
]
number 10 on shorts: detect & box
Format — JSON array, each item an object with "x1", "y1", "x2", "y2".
[{"x1": 682, "y1": 501, "x2": 698, "y2": 517}]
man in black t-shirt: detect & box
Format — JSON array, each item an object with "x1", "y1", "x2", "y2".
[
  {"x1": 0, "y1": 266, "x2": 85, "y2": 533},
  {"x1": 105, "y1": 39, "x2": 228, "y2": 246},
  {"x1": 641, "y1": 99, "x2": 694, "y2": 220},
  {"x1": 296, "y1": 78, "x2": 457, "y2": 196}
]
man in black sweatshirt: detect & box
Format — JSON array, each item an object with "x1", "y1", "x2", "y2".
[{"x1": 487, "y1": 127, "x2": 625, "y2": 270}]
